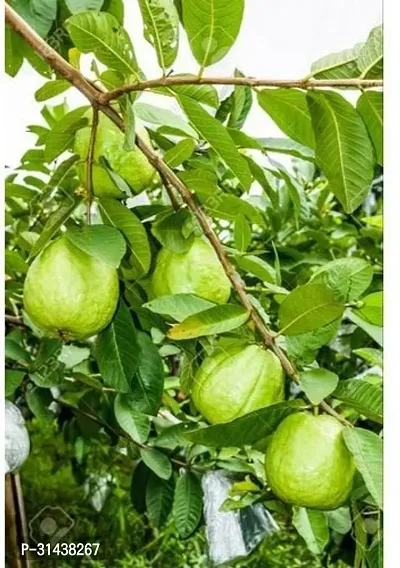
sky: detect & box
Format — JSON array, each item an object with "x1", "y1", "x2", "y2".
[{"x1": 3, "y1": 0, "x2": 382, "y2": 169}]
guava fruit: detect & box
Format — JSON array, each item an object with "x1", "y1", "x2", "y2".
[
  {"x1": 74, "y1": 110, "x2": 159, "y2": 198},
  {"x1": 265, "y1": 412, "x2": 356, "y2": 510},
  {"x1": 151, "y1": 238, "x2": 231, "y2": 304},
  {"x1": 23, "y1": 237, "x2": 119, "y2": 340},
  {"x1": 192, "y1": 343, "x2": 285, "y2": 424}
]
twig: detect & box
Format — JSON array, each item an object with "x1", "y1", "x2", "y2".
[
  {"x1": 86, "y1": 106, "x2": 99, "y2": 224},
  {"x1": 5, "y1": 3, "x2": 353, "y2": 427},
  {"x1": 5, "y1": 314, "x2": 26, "y2": 328},
  {"x1": 99, "y1": 76, "x2": 383, "y2": 103},
  {"x1": 159, "y1": 170, "x2": 180, "y2": 211}
]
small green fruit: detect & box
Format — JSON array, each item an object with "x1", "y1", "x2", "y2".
[
  {"x1": 151, "y1": 238, "x2": 231, "y2": 304},
  {"x1": 265, "y1": 412, "x2": 356, "y2": 510},
  {"x1": 192, "y1": 344, "x2": 285, "y2": 424},
  {"x1": 74, "y1": 111, "x2": 159, "y2": 198},
  {"x1": 23, "y1": 237, "x2": 119, "y2": 340}
]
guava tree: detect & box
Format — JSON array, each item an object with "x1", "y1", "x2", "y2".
[{"x1": 5, "y1": 1, "x2": 383, "y2": 566}]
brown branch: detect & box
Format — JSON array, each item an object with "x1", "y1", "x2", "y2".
[
  {"x1": 5, "y1": 3, "x2": 352, "y2": 427},
  {"x1": 86, "y1": 106, "x2": 99, "y2": 224},
  {"x1": 99, "y1": 75, "x2": 383, "y2": 103},
  {"x1": 5, "y1": 314, "x2": 26, "y2": 328}
]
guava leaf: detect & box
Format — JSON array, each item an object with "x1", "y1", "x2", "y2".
[
  {"x1": 138, "y1": 0, "x2": 179, "y2": 71},
  {"x1": 357, "y1": 91, "x2": 383, "y2": 165},
  {"x1": 299, "y1": 369, "x2": 339, "y2": 405},
  {"x1": 146, "y1": 473, "x2": 175, "y2": 527},
  {"x1": 347, "y1": 310, "x2": 383, "y2": 347},
  {"x1": 168, "y1": 305, "x2": 249, "y2": 340},
  {"x1": 114, "y1": 394, "x2": 150, "y2": 443},
  {"x1": 164, "y1": 139, "x2": 196, "y2": 168},
  {"x1": 65, "y1": 225, "x2": 126, "y2": 268},
  {"x1": 343, "y1": 427, "x2": 383, "y2": 509},
  {"x1": 292, "y1": 508, "x2": 329, "y2": 555},
  {"x1": 311, "y1": 257, "x2": 373, "y2": 302},
  {"x1": 279, "y1": 283, "x2": 345, "y2": 336},
  {"x1": 172, "y1": 471, "x2": 203, "y2": 539},
  {"x1": 356, "y1": 291, "x2": 383, "y2": 326},
  {"x1": 144, "y1": 294, "x2": 215, "y2": 322},
  {"x1": 234, "y1": 216, "x2": 252, "y2": 253},
  {"x1": 129, "y1": 332, "x2": 164, "y2": 415},
  {"x1": 357, "y1": 25, "x2": 383, "y2": 79},
  {"x1": 333, "y1": 379, "x2": 383, "y2": 424},
  {"x1": 185, "y1": 400, "x2": 306, "y2": 447},
  {"x1": 140, "y1": 448, "x2": 172, "y2": 480}
]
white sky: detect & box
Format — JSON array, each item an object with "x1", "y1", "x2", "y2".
[{"x1": 3, "y1": 0, "x2": 382, "y2": 169}]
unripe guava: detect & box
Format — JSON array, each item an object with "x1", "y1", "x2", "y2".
[
  {"x1": 23, "y1": 237, "x2": 119, "y2": 340},
  {"x1": 265, "y1": 412, "x2": 356, "y2": 510},
  {"x1": 151, "y1": 238, "x2": 231, "y2": 304},
  {"x1": 192, "y1": 344, "x2": 285, "y2": 424},
  {"x1": 74, "y1": 111, "x2": 158, "y2": 198}
]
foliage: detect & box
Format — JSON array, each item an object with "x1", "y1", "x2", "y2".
[{"x1": 5, "y1": 2, "x2": 383, "y2": 567}]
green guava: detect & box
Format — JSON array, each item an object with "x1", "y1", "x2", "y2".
[
  {"x1": 265, "y1": 412, "x2": 356, "y2": 510},
  {"x1": 151, "y1": 238, "x2": 231, "y2": 304},
  {"x1": 192, "y1": 343, "x2": 285, "y2": 424},
  {"x1": 74, "y1": 110, "x2": 159, "y2": 198},
  {"x1": 23, "y1": 237, "x2": 119, "y2": 340}
]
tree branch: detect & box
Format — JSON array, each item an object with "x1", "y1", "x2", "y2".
[
  {"x1": 86, "y1": 106, "x2": 99, "y2": 224},
  {"x1": 99, "y1": 76, "x2": 383, "y2": 104},
  {"x1": 5, "y1": 3, "x2": 352, "y2": 427}
]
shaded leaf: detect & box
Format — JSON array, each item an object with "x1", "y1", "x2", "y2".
[
  {"x1": 130, "y1": 332, "x2": 164, "y2": 415},
  {"x1": 140, "y1": 448, "x2": 172, "y2": 480},
  {"x1": 357, "y1": 291, "x2": 383, "y2": 326},
  {"x1": 64, "y1": 224, "x2": 126, "y2": 268},
  {"x1": 353, "y1": 348, "x2": 383, "y2": 369},
  {"x1": 173, "y1": 471, "x2": 203, "y2": 538},
  {"x1": 293, "y1": 508, "x2": 329, "y2": 555},
  {"x1": 357, "y1": 91, "x2": 383, "y2": 165},
  {"x1": 357, "y1": 25, "x2": 383, "y2": 79},
  {"x1": 164, "y1": 138, "x2": 196, "y2": 167},
  {"x1": 258, "y1": 137, "x2": 315, "y2": 162},
  {"x1": 146, "y1": 473, "x2": 175, "y2": 527},
  {"x1": 299, "y1": 368, "x2": 339, "y2": 405},
  {"x1": 114, "y1": 394, "x2": 150, "y2": 443},
  {"x1": 347, "y1": 310, "x2": 383, "y2": 347},
  {"x1": 310, "y1": 46, "x2": 361, "y2": 79},
  {"x1": 151, "y1": 209, "x2": 194, "y2": 253},
  {"x1": 311, "y1": 257, "x2": 373, "y2": 302},
  {"x1": 94, "y1": 300, "x2": 141, "y2": 392},
  {"x1": 5, "y1": 370, "x2": 25, "y2": 397},
  {"x1": 35, "y1": 80, "x2": 71, "y2": 102},
  {"x1": 234, "y1": 216, "x2": 251, "y2": 252},
  {"x1": 334, "y1": 379, "x2": 383, "y2": 424}
]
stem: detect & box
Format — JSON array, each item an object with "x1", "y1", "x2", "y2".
[
  {"x1": 86, "y1": 106, "x2": 99, "y2": 224},
  {"x1": 99, "y1": 75, "x2": 383, "y2": 104},
  {"x1": 5, "y1": 3, "x2": 352, "y2": 428},
  {"x1": 5, "y1": 314, "x2": 26, "y2": 328}
]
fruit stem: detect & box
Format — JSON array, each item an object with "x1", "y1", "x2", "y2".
[{"x1": 313, "y1": 405, "x2": 319, "y2": 417}]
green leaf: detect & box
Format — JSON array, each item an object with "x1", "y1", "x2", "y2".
[
  {"x1": 114, "y1": 394, "x2": 150, "y2": 443},
  {"x1": 5, "y1": 27, "x2": 24, "y2": 77},
  {"x1": 42, "y1": 155, "x2": 80, "y2": 194},
  {"x1": 144, "y1": 294, "x2": 214, "y2": 322},
  {"x1": 131, "y1": 461, "x2": 151, "y2": 514},
  {"x1": 334, "y1": 379, "x2": 383, "y2": 424},
  {"x1": 146, "y1": 473, "x2": 175, "y2": 527},
  {"x1": 58, "y1": 345, "x2": 90, "y2": 368},
  {"x1": 353, "y1": 348, "x2": 383, "y2": 369},
  {"x1": 129, "y1": 332, "x2": 164, "y2": 415},
  {"x1": 159, "y1": 77, "x2": 219, "y2": 108},
  {"x1": 26, "y1": 387, "x2": 53, "y2": 421},
  {"x1": 140, "y1": 448, "x2": 172, "y2": 480},
  {"x1": 151, "y1": 209, "x2": 194, "y2": 254},
  {"x1": 308, "y1": 90, "x2": 374, "y2": 213},
  {"x1": 172, "y1": 471, "x2": 203, "y2": 538},
  {"x1": 13, "y1": 0, "x2": 57, "y2": 38},
  {"x1": 5, "y1": 334, "x2": 31, "y2": 364},
  {"x1": 362, "y1": 215, "x2": 383, "y2": 229},
  {"x1": 138, "y1": 0, "x2": 179, "y2": 71},
  {"x1": 64, "y1": 225, "x2": 126, "y2": 268},
  {"x1": 257, "y1": 89, "x2": 315, "y2": 149},
  {"x1": 94, "y1": 300, "x2": 141, "y2": 392},
  {"x1": 292, "y1": 508, "x2": 329, "y2": 555},
  {"x1": 65, "y1": 11, "x2": 140, "y2": 79},
  {"x1": 309, "y1": 46, "x2": 361, "y2": 79},
  {"x1": 182, "y1": 0, "x2": 244, "y2": 68},
  {"x1": 356, "y1": 291, "x2": 383, "y2": 326},
  {"x1": 279, "y1": 283, "x2": 345, "y2": 336},
  {"x1": 357, "y1": 25, "x2": 383, "y2": 79},
  {"x1": 5, "y1": 370, "x2": 25, "y2": 397},
  {"x1": 357, "y1": 91, "x2": 383, "y2": 165},
  {"x1": 34, "y1": 80, "x2": 71, "y2": 102},
  {"x1": 299, "y1": 368, "x2": 339, "y2": 405},
  {"x1": 164, "y1": 139, "x2": 196, "y2": 168},
  {"x1": 325, "y1": 507, "x2": 352, "y2": 535},
  {"x1": 367, "y1": 536, "x2": 383, "y2": 568},
  {"x1": 258, "y1": 137, "x2": 315, "y2": 162},
  {"x1": 227, "y1": 70, "x2": 253, "y2": 130},
  {"x1": 343, "y1": 427, "x2": 382, "y2": 509},
  {"x1": 65, "y1": 0, "x2": 105, "y2": 13},
  {"x1": 168, "y1": 304, "x2": 249, "y2": 340},
  {"x1": 186, "y1": 400, "x2": 306, "y2": 447},
  {"x1": 178, "y1": 95, "x2": 252, "y2": 190},
  {"x1": 347, "y1": 310, "x2": 383, "y2": 347},
  {"x1": 235, "y1": 255, "x2": 276, "y2": 284},
  {"x1": 135, "y1": 102, "x2": 197, "y2": 138},
  {"x1": 311, "y1": 257, "x2": 373, "y2": 302},
  {"x1": 44, "y1": 106, "x2": 89, "y2": 162},
  {"x1": 234, "y1": 216, "x2": 251, "y2": 252},
  {"x1": 29, "y1": 197, "x2": 82, "y2": 259},
  {"x1": 99, "y1": 198, "x2": 151, "y2": 277}
]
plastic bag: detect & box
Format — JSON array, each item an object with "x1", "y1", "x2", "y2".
[
  {"x1": 5, "y1": 400, "x2": 30, "y2": 474},
  {"x1": 202, "y1": 470, "x2": 279, "y2": 566}
]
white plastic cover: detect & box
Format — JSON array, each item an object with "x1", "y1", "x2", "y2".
[
  {"x1": 5, "y1": 400, "x2": 30, "y2": 474},
  {"x1": 201, "y1": 470, "x2": 279, "y2": 566}
]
